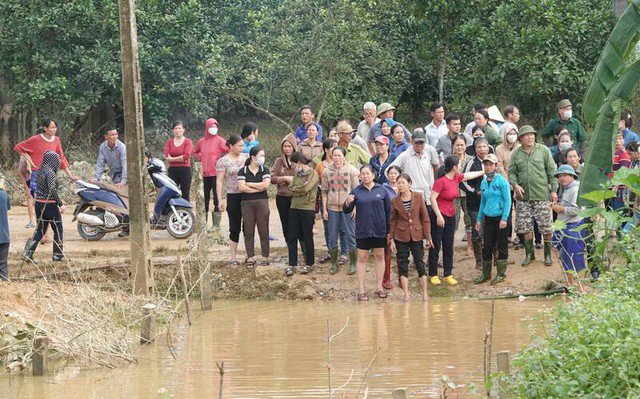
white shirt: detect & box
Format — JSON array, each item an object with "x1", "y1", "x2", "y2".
[
  {"x1": 389, "y1": 144, "x2": 440, "y2": 204},
  {"x1": 356, "y1": 118, "x2": 380, "y2": 143},
  {"x1": 424, "y1": 120, "x2": 448, "y2": 147}
]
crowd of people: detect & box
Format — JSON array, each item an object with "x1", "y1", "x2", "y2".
[{"x1": 1, "y1": 99, "x2": 635, "y2": 300}]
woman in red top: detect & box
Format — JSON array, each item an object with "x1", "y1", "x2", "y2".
[
  {"x1": 14, "y1": 118, "x2": 78, "y2": 186},
  {"x1": 428, "y1": 155, "x2": 485, "y2": 285},
  {"x1": 164, "y1": 121, "x2": 193, "y2": 201}
]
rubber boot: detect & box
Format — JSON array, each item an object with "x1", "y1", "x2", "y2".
[
  {"x1": 544, "y1": 241, "x2": 553, "y2": 266},
  {"x1": 22, "y1": 238, "x2": 39, "y2": 264},
  {"x1": 474, "y1": 260, "x2": 492, "y2": 284},
  {"x1": 329, "y1": 249, "x2": 340, "y2": 275},
  {"x1": 472, "y1": 240, "x2": 483, "y2": 269},
  {"x1": 52, "y1": 244, "x2": 65, "y2": 262},
  {"x1": 521, "y1": 239, "x2": 535, "y2": 266},
  {"x1": 348, "y1": 250, "x2": 357, "y2": 275},
  {"x1": 491, "y1": 259, "x2": 507, "y2": 284},
  {"x1": 212, "y1": 212, "x2": 222, "y2": 231}
]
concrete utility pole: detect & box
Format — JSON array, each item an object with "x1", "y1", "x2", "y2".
[
  {"x1": 118, "y1": 0, "x2": 154, "y2": 295},
  {"x1": 613, "y1": 0, "x2": 626, "y2": 18}
]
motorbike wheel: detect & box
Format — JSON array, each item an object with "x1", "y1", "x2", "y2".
[
  {"x1": 77, "y1": 210, "x2": 107, "y2": 241},
  {"x1": 166, "y1": 207, "x2": 195, "y2": 239}
]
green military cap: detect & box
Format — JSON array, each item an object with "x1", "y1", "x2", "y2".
[{"x1": 518, "y1": 125, "x2": 537, "y2": 138}]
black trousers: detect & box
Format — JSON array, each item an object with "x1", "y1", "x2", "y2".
[
  {"x1": 395, "y1": 239, "x2": 426, "y2": 278},
  {"x1": 287, "y1": 209, "x2": 315, "y2": 266},
  {"x1": 227, "y1": 193, "x2": 242, "y2": 243},
  {"x1": 203, "y1": 176, "x2": 219, "y2": 213},
  {"x1": 168, "y1": 166, "x2": 192, "y2": 202},
  {"x1": 33, "y1": 202, "x2": 63, "y2": 255},
  {"x1": 276, "y1": 195, "x2": 292, "y2": 242},
  {"x1": 428, "y1": 207, "x2": 456, "y2": 277},
  {"x1": 0, "y1": 242, "x2": 8, "y2": 281},
  {"x1": 482, "y1": 216, "x2": 509, "y2": 261}
]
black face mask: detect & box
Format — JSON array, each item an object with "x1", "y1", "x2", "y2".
[{"x1": 486, "y1": 170, "x2": 497, "y2": 178}]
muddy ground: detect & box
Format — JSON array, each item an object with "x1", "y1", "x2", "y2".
[{"x1": 2, "y1": 200, "x2": 567, "y2": 302}]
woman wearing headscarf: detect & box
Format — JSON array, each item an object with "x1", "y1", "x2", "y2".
[{"x1": 22, "y1": 151, "x2": 66, "y2": 263}]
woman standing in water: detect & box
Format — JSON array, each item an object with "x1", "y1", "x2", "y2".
[
  {"x1": 343, "y1": 165, "x2": 391, "y2": 301},
  {"x1": 389, "y1": 173, "x2": 432, "y2": 301}
]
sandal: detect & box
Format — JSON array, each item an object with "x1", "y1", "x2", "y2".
[
  {"x1": 375, "y1": 290, "x2": 388, "y2": 299},
  {"x1": 229, "y1": 260, "x2": 239, "y2": 268},
  {"x1": 319, "y1": 254, "x2": 331, "y2": 263},
  {"x1": 357, "y1": 292, "x2": 369, "y2": 302},
  {"x1": 245, "y1": 259, "x2": 256, "y2": 270},
  {"x1": 258, "y1": 260, "x2": 270, "y2": 266},
  {"x1": 338, "y1": 256, "x2": 347, "y2": 266},
  {"x1": 300, "y1": 265, "x2": 311, "y2": 274},
  {"x1": 284, "y1": 266, "x2": 295, "y2": 276}
]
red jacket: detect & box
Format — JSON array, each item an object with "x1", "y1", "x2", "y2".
[
  {"x1": 193, "y1": 118, "x2": 229, "y2": 177},
  {"x1": 14, "y1": 134, "x2": 70, "y2": 170}
]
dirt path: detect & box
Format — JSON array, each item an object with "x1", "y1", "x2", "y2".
[{"x1": 4, "y1": 201, "x2": 566, "y2": 301}]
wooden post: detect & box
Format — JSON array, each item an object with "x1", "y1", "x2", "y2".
[
  {"x1": 178, "y1": 256, "x2": 192, "y2": 325},
  {"x1": 140, "y1": 303, "x2": 156, "y2": 344},
  {"x1": 497, "y1": 350, "x2": 511, "y2": 398},
  {"x1": 32, "y1": 335, "x2": 48, "y2": 376},
  {"x1": 118, "y1": 0, "x2": 154, "y2": 295},
  {"x1": 192, "y1": 163, "x2": 213, "y2": 310},
  {"x1": 216, "y1": 361, "x2": 225, "y2": 399},
  {"x1": 392, "y1": 388, "x2": 408, "y2": 399}
]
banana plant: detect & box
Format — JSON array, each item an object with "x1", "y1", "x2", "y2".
[{"x1": 579, "y1": 0, "x2": 640, "y2": 204}]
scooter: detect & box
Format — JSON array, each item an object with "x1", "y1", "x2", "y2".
[{"x1": 72, "y1": 152, "x2": 195, "y2": 240}]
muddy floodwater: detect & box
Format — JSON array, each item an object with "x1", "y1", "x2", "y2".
[{"x1": 2, "y1": 299, "x2": 550, "y2": 398}]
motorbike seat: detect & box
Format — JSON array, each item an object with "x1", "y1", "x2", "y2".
[{"x1": 95, "y1": 182, "x2": 129, "y2": 198}]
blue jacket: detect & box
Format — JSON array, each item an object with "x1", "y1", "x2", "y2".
[
  {"x1": 0, "y1": 189, "x2": 10, "y2": 244},
  {"x1": 343, "y1": 183, "x2": 391, "y2": 239},
  {"x1": 370, "y1": 153, "x2": 396, "y2": 185},
  {"x1": 390, "y1": 141, "x2": 410, "y2": 158},
  {"x1": 477, "y1": 173, "x2": 511, "y2": 222}
]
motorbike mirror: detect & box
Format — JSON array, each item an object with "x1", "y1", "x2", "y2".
[{"x1": 144, "y1": 148, "x2": 152, "y2": 158}]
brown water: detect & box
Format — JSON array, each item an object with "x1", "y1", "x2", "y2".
[{"x1": 1, "y1": 299, "x2": 550, "y2": 398}]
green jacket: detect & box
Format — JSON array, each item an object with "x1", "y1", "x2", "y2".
[
  {"x1": 344, "y1": 142, "x2": 371, "y2": 169},
  {"x1": 542, "y1": 117, "x2": 588, "y2": 148},
  {"x1": 508, "y1": 143, "x2": 558, "y2": 201},
  {"x1": 484, "y1": 125, "x2": 503, "y2": 147},
  {"x1": 289, "y1": 169, "x2": 319, "y2": 211}
]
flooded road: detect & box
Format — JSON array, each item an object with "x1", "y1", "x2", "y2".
[{"x1": 2, "y1": 299, "x2": 550, "y2": 398}]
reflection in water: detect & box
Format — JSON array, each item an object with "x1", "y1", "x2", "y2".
[{"x1": 1, "y1": 299, "x2": 549, "y2": 398}]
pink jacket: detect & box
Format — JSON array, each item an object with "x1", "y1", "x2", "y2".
[{"x1": 193, "y1": 118, "x2": 229, "y2": 177}]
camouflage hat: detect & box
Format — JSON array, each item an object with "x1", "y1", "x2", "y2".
[
  {"x1": 556, "y1": 99, "x2": 572, "y2": 110},
  {"x1": 482, "y1": 153, "x2": 499, "y2": 164},
  {"x1": 377, "y1": 102, "x2": 396, "y2": 117},
  {"x1": 518, "y1": 125, "x2": 537, "y2": 139}
]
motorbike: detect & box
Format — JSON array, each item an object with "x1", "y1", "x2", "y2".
[{"x1": 72, "y1": 152, "x2": 195, "y2": 240}]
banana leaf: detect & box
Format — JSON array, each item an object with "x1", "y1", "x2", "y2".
[
  {"x1": 582, "y1": 0, "x2": 640, "y2": 126},
  {"x1": 579, "y1": 59, "x2": 640, "y2": 205}
]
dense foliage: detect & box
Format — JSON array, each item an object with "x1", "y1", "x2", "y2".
[
  {"x1": 0, "y1": 0, "x2": 615, "y2": 132},
  {"x1": 505, "y1": 168, "x2": 640, "y2": 398}
]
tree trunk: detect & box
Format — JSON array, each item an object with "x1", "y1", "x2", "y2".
[{"x1": 438, "y1": 22, "x2": 451, "y2": 105}]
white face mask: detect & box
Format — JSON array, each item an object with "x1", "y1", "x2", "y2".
[
  {"x1": 563, "y1": 110, "x2": 573, "y2": 120},
  {"x1": 506, "y1": 134, "x2": 518, "y2": 143},
  {"x1": 208, "y1": 127, "x2": 218, "y2": 135},
  {"x1": 256, "y1": 156, "x2": 265, "y2": 166},
  {"x1": 558, "y1": 142, "x2": 572, "y2": 152}
]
